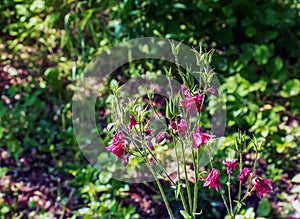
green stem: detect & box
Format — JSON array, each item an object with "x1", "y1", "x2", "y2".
[
  {"x1": 227, "y1": 173, "x2": 234, "y2": 218},
  {"x1": 180, "y1": 139, "x2": 193, "y2": 215},
  {"x1": 130, "y1": 137, "x2": 175, "y2": 219},
  {"x1": 220, "y1": 192, "x2": 231, "y2": 217},
  {"x1": 234, "y1": 152, "x2": 243, "y2": 216},
  {"x1": 147, "y1": 160, "x2": 175, "y2": 219},
  {"x1": 192, "y1": 148, "x2": 199, "y2": 217},
  {"x1": 244, "y1": 153, "x2": 259, "y2": 199},
  {"x1": 237, "y1": 152, "x2": 243, "y2": 201},
  {"x1": 174, "y1": 139, "x2": 189, "y2": 213}
]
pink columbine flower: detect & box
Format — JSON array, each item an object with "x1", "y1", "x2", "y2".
[
  {"x1": 143, "y1": 129, "x2": 154, "y2": 136},
  {"x1": 203, "y1": 168, "x2": 222, "y2": 191},
  {"x1": 254, "y1": 178, "x2": 272, "y2": 198},
  {"x1": 129, "y1": 114, "x2": 138, "y2": 129},
  {"x1": 121, "y1": 154, "x2": 129, "y2": 166},
  {"x1": 171, "y1": 120, "x2": 178, "y2": 131},
  {"x1": 106, "y1": 131, "x2": 125, "y2": 160},
  {"x1": 178, "y1": 118, "x2": 188, "y2": 136},
  {"x1": 238, "y1": 167, "x2": 251, "y2": 184},
  {"x1": 171, "y1": 119, "x2": 188, "y2": 136},
  {"x1": 223, "y1": 159, "x2": 238, "y2": 174},
  {"x1": 192, "y1": 127, "x2": 212, "y2": 148},
  {"x1": 181, "y1": 84, "x2": 192, "y2": 98},
  {"x1": 180, "y1": 94, "x2": 204, "y2": 114}
]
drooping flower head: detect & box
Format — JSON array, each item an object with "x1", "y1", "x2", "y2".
[
  {"x1": 171, "y1": 120, "x2": 178, "y2": 131},
  {"x1": 180, "y1": 94, "x2": 204, "y2": 114},
  {"x1": 171, "y1": 118, "x2": 188, "y2": 136},
  {"x1": 254, "y1": 177, "x2": 272, "y2": 198},
  {"x1": 192, "y1": 127, "x2": 212, "y2": 148},
  {"x1": 129, "y1": 114, "x2": 138, "y2": 129},
  {"x1": 143, "y1": 128, "x2": 154, "y2": 136},
  {"x1": 181, "y1": 84, "x2": 192, "y2": 98},
  {"x1": 106, "y1": 131, "x2": 125, "y2": 160},
  {"x1": 238, "y1": 167, "x2": 251, "y2": 184},
  {"x1": 223, "y1": 159, "x2": 238, "y2": 174},
  {"x1": 178, "y1": 118, "x2": 188, "y2": 136},
  {"x1": 203, "y1": 168, "x2": 222, "y2": 191}
]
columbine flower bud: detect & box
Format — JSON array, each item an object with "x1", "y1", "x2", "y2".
[
  {"x1": 156, "y1": 132, "x2": 167, "y2": 144},
  {"x1": 208, "y1": 86, "x2": 219, "y2": 97},
  {"x1": 121, "y1": 154, "x2": 129, "y2": 166}
]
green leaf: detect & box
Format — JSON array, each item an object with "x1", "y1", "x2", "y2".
[
  {"x1": 80, "y1": 9, "x2": 94, "y2": 31},
  {"x1": 292, "y1": 173, "x2": 300, "y2": 183},
  {"x1": 273, "y1": 57, "x2": 283, "y2": 72},
  {"x1": 254, "y1": 45, "x2": 272, "y2": 65},
  {"x1": 173, "y1": 3, "x2": 187, "y2": 9},
  {"x1": 257, "y1": 198, "x2": 271, "y2": 216},
  {"x1": 180, "y1": 210, "x2": 192, "y2": 219},
  {"x1": 0, "y1": 167, "x2": 8, "y2": 178},
  {"x1": 245, "y1": 26, "x2": 256, "y2": 37},
  {"x1": 0, "y1": 206, "x2": 10, "y2": 214},
  {"x1": 98, "y1": 171, "x2": 112, "y2": 184},
  {"x1": 280, "y1": 79, "x2": 300, "y2": 98},
  {"x1": 291, "y1": 185, "x2": 300, "y2": 193}
]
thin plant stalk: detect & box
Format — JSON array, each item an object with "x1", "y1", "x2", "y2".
[
  {"x1": 227, "y1": 173, "x2": 234, "y2": 219},
  {"x1": 146, "y1": 158, "x2": 175, "y2": 219},
  {"x1": 180, "y1": 139, "x2": 193, "y2": 215}
]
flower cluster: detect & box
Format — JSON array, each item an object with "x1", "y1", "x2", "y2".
[
  {"x1": 203, "y1": 159, "x2": 272, "y2": 199},
  {"x1": 104, "y1": 42, "x2": 273, "y2": 219}
]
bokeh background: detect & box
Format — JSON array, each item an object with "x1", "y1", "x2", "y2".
[{"x1": 0, "y1": 0, "x2": 299, "y2": 218}]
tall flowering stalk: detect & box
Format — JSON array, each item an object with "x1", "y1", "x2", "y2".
[{"x1": 105, "y1": 42, "x2": 272, "y2": 219}]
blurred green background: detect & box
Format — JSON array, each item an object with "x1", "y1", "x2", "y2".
[{"x1": 0, "y1": 0, "x2": 299, "y2": 218}]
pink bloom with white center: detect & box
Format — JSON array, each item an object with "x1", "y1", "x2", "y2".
[
  {"x1": 106, "y1": 131, "x2": 125, "y2": 160},
  {"x1": 254, "y1": 178, "x2": 272, "y2": 198},
  {"x1": 223, "y1": 159, "x2": 238, "y2": 174},
  {"x1": 238, "y1": 167, "x2": 251, "y2": 184},
  {"x1": 192, "y1": 127, "x2": 212, "y2": 148},
  {"x1": 203, "y1": 168, "x2": 222, "y2": 191}
]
